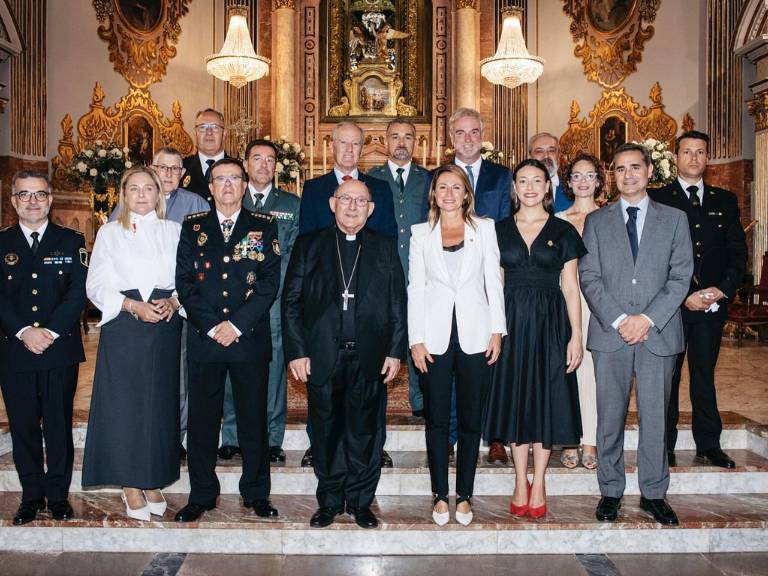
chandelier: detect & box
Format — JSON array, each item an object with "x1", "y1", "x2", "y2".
[
  {"x1": 205, "y1": 5, "x2": 270, "y2": 89},
  {"x1": 480, "y1": 7, "x2": 544, "y2": 90}
]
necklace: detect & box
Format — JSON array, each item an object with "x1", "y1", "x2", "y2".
[{"x1": 335, "y1": 234, "x2": 361, "y2": 311}]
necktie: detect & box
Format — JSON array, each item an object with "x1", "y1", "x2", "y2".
[
  {"x1": 686, "y1": 185, "x2": 700, "y2": 208},
  {"x1": 465, "y1": 165, "x2": 475, "y2": 191},
  {"x1": 30, "y1": 231, "x2": 39, "y2": 255},
  {"x1": 221, "y1": 219, "x2": 234, "y2": 242},
  {"x1": 204, "y1": 158, "x2": 215, "y2": 181},
  {"x1": 626, "y1": 206, "x2": 639, "y2": 263},
  {"x1": 342, "y1": 174, "x2": 353, "y2": 182},
  {"x1": 396, "y1": 167, "x2": 405, "y2": 197},
  {"x1": 254, "y1": 192, "x2": 264, "y2": 211}
]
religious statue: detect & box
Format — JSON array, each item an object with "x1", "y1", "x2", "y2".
[{"x1": 348, "y1": 0, "x2": 408, "y2": 71}]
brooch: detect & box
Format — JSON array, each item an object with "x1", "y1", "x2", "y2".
[
  {"x1": 197, "y1": 232, "x2": 208, "y2": 246},
  {"x1": 4, "y1": 253, "x2": 19, "y2": 266}
]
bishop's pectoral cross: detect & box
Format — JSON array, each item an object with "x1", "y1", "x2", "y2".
[{"x1": 341, "y1": 288, "x2": 355, "y2": 311}]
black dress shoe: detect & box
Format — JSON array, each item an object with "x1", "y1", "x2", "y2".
[
  {"x1": 179, "y1": 443, "x2": 187, "y2": 461},
  {"x1": 13, "y1": 498, "x2": 45, "y2": 526},
  {"x1": 640, "y1": 497, "x2": 679, "y2": 525},
  {"x1": 667, "y1": 450, "x2": 676, "y2": 467},
  {"x1": 301, "y1": 446, "x2": 313, "y2": 468},
  {"x1": 348, "y1": 507, "x2": 378, "y2": 529},
  {"x1": 595, "y1": 496, "x2": 621, "y2": 522},
  {"x1": 310, "y1": 506, "x2": 343, "y2": 528},
  {"x1": 48, "y1": 500, "x2": 74, "y2": 521},
  {"x1": 249, "y1": 499, "x2": 279, "y2": 518},
  {"x1": 174, "y1": 502, "x2": 215, "y2": 522},
  {"x1": 269, "y1": 446, "x2": 286, "y2": 464},
  {"x1": 381, "y1": 450, "x2": 393, "y2": 468},
  {"x1": 218, "y1": 445, "x2": 241, "y2": 460},
  {"x1": 696, "y1": 447, "x2": 736, "y2": 469}
]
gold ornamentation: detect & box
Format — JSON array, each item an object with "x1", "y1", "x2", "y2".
[
  {"x1": 559, "y1": 82, "x2": 678, "y2": 169},
  {"x1": 562, "y1": 0, "x2": 659, "y2": 88},
  {"x1": 327, "y1": 0, "x2": 343, "y2": 110},
  {"x1": 748, "y1": 91, "x2": 768, "y2": 132},
  {"x1": 328, "y1": 96, "x2": 351, "y2": 117},
  {"x1": 52, "y1": 83, "x2": 194, "y2": 189},
  {"x1": 273, "y1": 0, "x2": 296, "y2": 8},
  {"x1": 93, "y1": 0, "x2": 191, "y2": 89},
  {"x1": 335, "y1": 64, "x2": 415, "y2": 117},
  {"x1": 681, "y1": 113, "x2": 695, "y2": 133},
  {"x1": 455, "y1": 0, "x2": 478, "y2": 8}
]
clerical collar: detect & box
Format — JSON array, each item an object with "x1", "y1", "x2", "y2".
[{"x1": 336, "y1": 227, "x2": 359, "y2": 242}]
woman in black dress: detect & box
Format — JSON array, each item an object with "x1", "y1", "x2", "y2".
[
  {"x1": 483, "y1": 159, "x2": 585, "y2": 518},
  {"x1": 82, "y1": 166, "x2": 182, "y2": 521}
]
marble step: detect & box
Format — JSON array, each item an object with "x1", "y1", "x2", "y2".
[
  {"x1": 2, "y1": 449, "x2": 766, "y2": 496},
  {"x1": 0, "y1": 492, "x2": 766, "y2": 555}
]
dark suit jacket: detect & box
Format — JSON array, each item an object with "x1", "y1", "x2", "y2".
[
  {"x1": 298, "y1": 171, "x2": 397, "y2": 238},
  {"x1": 176, "y1": 208, "x2": 281, "y2": 363},
  {"x1": 553, "y1": 183, "x2": 574, "y2": 214},
  {"x1": 649, "y1": 181, "x2": 747, "y2": 322},
  {"x1": 182, "y1": 153, "x2": 236, "y2": 205},
  {"x1": 0, "y1": 223, "x2": 87, "y2": 372},
  {"x1": 425, "y1": 159, "x2": 512, "y2": 221},
  {"x1": 282, "y1": 226, "x2": 407, "y2": 385}
]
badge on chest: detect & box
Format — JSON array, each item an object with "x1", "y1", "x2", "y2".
[{"x1": 233, "y1": 231, "x2": 265, "y2": 262}]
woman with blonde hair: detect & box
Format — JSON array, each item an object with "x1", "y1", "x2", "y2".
[
  {"x1": 408, "y1": 163, "x2": 506, "y2": 526},
  {"x1": 82, "y1": 166, "x2": 183, "y2": 521}
]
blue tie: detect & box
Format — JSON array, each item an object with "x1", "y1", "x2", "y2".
[
  {"x1": 626, "y1": 206, "x2": 639, "y2": 263},
  {"x1": 465, "y1": 165, "x2": 475, "y2": 191}
]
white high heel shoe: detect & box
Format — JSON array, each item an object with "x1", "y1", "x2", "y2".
[
  {"x1": 122, "y1": 493, "x2": 151, "y2": 522},
  {"x1": 432, "y1": 500, "x2": 450, "y2": 526},
  {"x1": 455, "y1": 505, "x2": 473, "y2": 526},
  {"x1": 143, "y1": 490, "x2": 167, "y2": 517}
]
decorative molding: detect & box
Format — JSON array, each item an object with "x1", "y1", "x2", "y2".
[
  {"x1": 559, "y1": 82, "x2": 678, "y2": 168},
  {"x1": 455, "y1": 0, "x2": 477, "y2": 9},
  {"x1": 51, "y1": 83, "x2": 194, "y2": 188},
  {"x1": 301, "y1": 3, "x2": 318, "y2": 147},
  {"x1": 748, "y1": 90, "x2": 768, "y2": 132},
  {"x1": 432, "y1": 2, "x2": 450, "y2": 147},
  {"x1": 734, "y1": 0, "x2": 768, "y2": 59},
  {"x1": 682, "y1": 112, "x2": 696, "y2": 133},
  {"x1": 562, "y1": 0, "x2": 659, "y2": 88},
  {"x1": 273, "y1": 0, "x2": 296, "y2": 8},
  {"x1": 92, "y1": 0, "x2": 192, "y2": 89}
]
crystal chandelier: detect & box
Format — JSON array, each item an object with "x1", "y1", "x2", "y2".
[
  {"x1": 480, "y1": 7, "x2": 544, "y2": 90},
  {"x1": 205, "y1": 5, "x2": 270, "y2": 89}
]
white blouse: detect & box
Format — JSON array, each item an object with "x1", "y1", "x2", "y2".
[{"x1": 86, "y1": 211, "x2": 181, "y2": 326}]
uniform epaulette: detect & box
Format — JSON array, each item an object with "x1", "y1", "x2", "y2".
[
  {"x1": 0, "y1": 226, "x2": 10, "y2": 233},
  {"x1": 249, "y1": 211, "x2": 275, "y2": 222},
  {"x1": 61, "y1": 225, "x2": 84, "y2": 235},
  {"x1": 185, "y1": 210, "x2": 210, "y2": 221}
]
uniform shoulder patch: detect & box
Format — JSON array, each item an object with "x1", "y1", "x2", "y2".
[
  {"x1": 185, "y1": 211, "x2": 210, "y2": 221},
  {"x1": 61, "y1": 225, "x2": 84, "y2": 236},
  {"x1": 249, "y1": 211, "x2": 275, "y2": 222}
]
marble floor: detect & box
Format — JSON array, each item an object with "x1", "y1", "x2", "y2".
[
  {"x1": 1, "y1": 551, "x2": 767, "y2": 576},
  {"x1": 0, "y1": 328, "x2": 767, "y2": 425}
]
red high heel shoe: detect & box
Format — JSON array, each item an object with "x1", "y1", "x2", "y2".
[
  {"x1": 528, "y1": 481, "x2": 547, "y2": 519},
  {"x1": 510, "y1": 481, "x2": 531, "y2": 517}
]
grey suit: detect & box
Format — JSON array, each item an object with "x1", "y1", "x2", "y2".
[
  {"x1": 222, "y1": 186, "x2": 301, "y2": 448},
  {"x1": 366, "y1": 162, "x2": 429, "y2": 412},
  {"x1": 579, "y1": 198, "x2": 692, "y2": 499}
]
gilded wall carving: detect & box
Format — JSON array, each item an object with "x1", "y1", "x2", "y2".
[
  {"x1": 748, "y1": 91, "x2": 768, "y2": 132},
  {"x1": 562, "y1": 0, "x2": 660, "y2": 88},
  {"x1": 92, "y1": 0, "x2": 192, "y2": 89},
  {"x1": 455, "y1": 0, "x2": 477, "y2": 8},
  {"x1": 273, "y1": 0, "x2": 296, "y2": 8}
]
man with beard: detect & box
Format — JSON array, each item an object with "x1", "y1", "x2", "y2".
[
  {"x1": 528, "y1": 132, "x2": 574, "y2": 214},
  {"x1": 367, "y1": 118, "x2": 429, "y2": 418}
]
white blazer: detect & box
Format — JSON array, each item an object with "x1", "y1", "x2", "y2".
[{"x1": 408, "y1": 216, "x2": 506, "y2": 355}]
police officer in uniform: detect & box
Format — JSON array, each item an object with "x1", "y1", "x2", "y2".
[
  {"x1": 174, "y1": 158, "x2": 281, "y2": 522},
  {"x1": 650, "y1": 130, "x2": 747, "y2": 469},
  {"x1": 0, "y1": 170, "x2": 87, "y2": 525}
]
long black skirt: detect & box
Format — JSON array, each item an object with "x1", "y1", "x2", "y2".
[{"x1": 82, "y1": 289, "x2": 181, "y2": 488}]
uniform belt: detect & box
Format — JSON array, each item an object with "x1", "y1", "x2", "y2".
[{"x1": 339, "y1": 341, "x2": 356, "y2": 350}]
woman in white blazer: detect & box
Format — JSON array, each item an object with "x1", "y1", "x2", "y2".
[{"x1": 408, "y1": 164, "x2": 506, "y2": 526}]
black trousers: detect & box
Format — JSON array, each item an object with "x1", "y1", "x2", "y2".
[
  {"x1": 667, "y1": 318, "x2": 724, "y2": 452},
  {"x1": 187, "y1": 360, "x2": 270, "y2": 506},
  {"x1": 0, "y1": 365, "x2": 78, "y2": 502},
  {"x1": 308, "y1": 349, "x2": 384, "y2": 511},
  {"x1": 422, "y1": 320, "x2": 489, "y2": 501}
]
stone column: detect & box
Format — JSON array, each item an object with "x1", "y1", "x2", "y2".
[
  {"x1": 748, "y1": 91, "x2": 768, "y2": 281},
  {"x1": 454, "y1": 0, "x2": 479, "y2": 111},
  {"x1": 272, "y1": 0, "x2": 297, "y2": 141}
]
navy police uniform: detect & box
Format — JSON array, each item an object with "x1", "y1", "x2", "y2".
[
  {"x1": 0, "y1": 222, "x2": 87, "y2": 504},
  {"x1": 176, "y1": 208, "x2": 280, "y2": 507}
]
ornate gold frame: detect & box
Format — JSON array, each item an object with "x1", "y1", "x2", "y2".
[
  {"x1": 92, "y1": 0, "x2": 191, "y2": 89},
  {"x1": 561, "y1": 0, "x2": 659, "y2": 88},
  {"x1": 559, "y1": 82, "x2": 678, "y2": 168},
  {"x1": 51, "y1": 83, "x2": 194, "y2": 188}
]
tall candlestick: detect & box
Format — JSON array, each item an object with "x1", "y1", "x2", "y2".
[
  {"x1": 422, "y1": 138, "x2": 428, "y2": 168},
  {"x1": 322, "y1": 138, "x2": 328, "y2": 173},
  {"x1": 309, "y1": 141, "x2": 315, "y2": 179},
  {"x1": 274, "y1": 170, "x2": 279, "y2": 190},
  {"x1": 436, "y1": 140, "x2": 442, "y2": 166}
]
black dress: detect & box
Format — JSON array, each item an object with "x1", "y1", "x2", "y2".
[{"x1": 483, "y1": 216, "x2": 586, "y2": 448}]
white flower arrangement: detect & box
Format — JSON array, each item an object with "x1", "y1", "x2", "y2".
[
  {"x1": 444, "y1": 142, "x2": 505, "y2": 164},
  {"x1": 633, "y1": 138, "x2": 677, "y2": 188},
  {"x1": 272, "y1": 137, "x2": 304, "y2": 186}
]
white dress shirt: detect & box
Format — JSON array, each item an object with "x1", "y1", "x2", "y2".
[
  {"x1": 388, "y1": 160, "x2": 411, "y2": 186},
  {"x1": 86, "y1": 211, "x2": 181, "y2": 326},
  {"x1": 16, "y1": 221, "x2": 58, "y2": 340},
  {"x1": 198, "y1": 151, "x2": 225, "y2": 176},
  {"x1": 677, "y1": 176, "x2": 704, "y2": 204},
  {"x1": 454, "y1": 157, "x2": 482, "y2": 190},
  {"x1": 334, "y1": 167, "x2": 360, "y2": 184},
  {"x1": 248, "y1": 183, "x2": 272, "y2": 208}
]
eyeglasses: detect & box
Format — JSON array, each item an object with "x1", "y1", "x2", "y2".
[
  {"x1": 335, "y1": 195, "x2": 370, "y2": 207},
  {"x1": 212, "y1": 175, "x2": 244, "y2": 185},
  {"x1": 13, "y1": 190, "x2": 49, "y2": 202},
  {"x1": 152, "y1": 164, "x2": 183, "y2": 174},
  {"x1": 570, "y1": 172, "x2": 598, "y2": 182},
  {"x1": 195, "y1": 123, "x2": 224, "y2": 133}
]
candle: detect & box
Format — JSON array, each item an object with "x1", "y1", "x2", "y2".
[
  {"x1": 297, "y1": 169, "x2": 301, "y2": 194},
  {"x1": 436, "y1": 140, "x2": 442, "y2": 166},
  {"x1": 422, "y1": 138, "x2": 428, "y2": 168},
  {"x1": 322, "y1": 138, "x2": 328, "y2": 173},
  {"x1": 274, "y1": 170, "x2": 278, "y2": 190},
  {"x1": 309, "y1": 140, "x2": 315, "y2": 180}
]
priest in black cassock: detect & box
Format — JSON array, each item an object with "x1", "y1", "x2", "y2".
[{"x1": 282, "y1": 179, "x2": 407, "y2": 529}]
